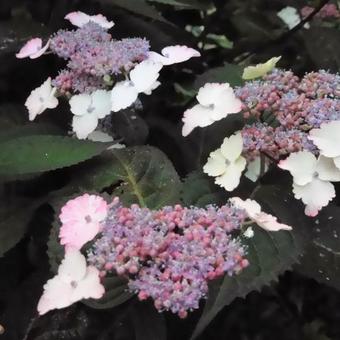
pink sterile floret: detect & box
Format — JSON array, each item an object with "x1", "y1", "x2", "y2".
[{"x1": 59, "y1": 194, "x2": 108, "y2": 250}]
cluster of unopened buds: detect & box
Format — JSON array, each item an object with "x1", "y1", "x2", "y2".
[
  {"x1": 17, "y1": 11, "x2": 200, "y2": 139},
  {"x1": 181, "y1": 57, "x2": 340, "y2": 216},
  {"x1": 37, "y1": 193, "x2": 291, "y2": 317}
]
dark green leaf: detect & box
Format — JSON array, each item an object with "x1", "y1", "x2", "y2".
[
  {"x1": 148, "y1": 0, "x2": 213, "y2": 10},
  {"x1": 0, "y1": 198, "x2": 42, "y2": 256},
  {"x1": 130, "y1": 301, "x2": 167, "y2": 340},
  {"x1": 302, "y1": 27, "x2": 340, "y2": 72},
  {"x1": 84, "y1": 276, "x2": 133, "y2": 309},
  {"x1": 193, "y1": 63, "x2": 244, "y2": 90},
  {"x1": 181, "y1": 170, "x2": 226, "y2": 207},
  {"x1": 296, "y1": 205, "x2": 340, "y2": 290},
  {"x1": 191, "y1": 185, "x2": 309, "y2": 339},
  {"x1": 98, "y1": 0, "x2": 168, "y2": 23},
  {"x1": 61, "y1": 146, "x2": 182, "y2": 209},
  {"x1": 0, "y1": 135, "x2": 110, "y2": 175}
]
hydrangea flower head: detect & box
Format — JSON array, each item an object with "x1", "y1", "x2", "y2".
[
  {"x1": 37, "y1": 248, "x2": 104, "y2": 315},
  {"x1": 59, "y1": 194, "x2": 108, "y2": 249},
  {"x1": 182, "y1": 83, "x2": 242, "y2": 136},
  {"x1": 203, "y1": 132, "x2": 246, "y2": 191},
  {"x1": 87, "y1": 198, "x2": 249, "y2": 316},
  {"x1": 25, "y1": 77, "x2": 59, "y2": 121}
]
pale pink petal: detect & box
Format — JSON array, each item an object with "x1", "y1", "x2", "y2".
[
  {"x1": 230, "y1": 197, "x2": 292, "y2": 231},
  {"x1": 229, "y1": 197, "x2": 261, "y2": 219},
  {"x1": 91, "y1": 14, "x2": 115, "y2": 29},
  {"x1": 148, "y1": 45, "x2": 200, "y2": 65},
  {"x1": 37, "y1": 276, "x2": 73, "y2": 315},
  {"x1": 72, "y1": 114, "x2": 99, "y2": 139},
  {"x1": 254, "y1": 212, "x2": 292, "y2": 231},
  {"x1": 278, "y1": 151, "x2": 317, "y2": 186},
  {"x1": 59, "y1": 194, "x2": 108, "y2": 249},
  {"x1": 71, "y1": 266, "x2": 105, "y2": 302},
  {"x1": 182, "y1": 104, "x2": 214, "y2": 136},
  {"x1": 220, "y1": 133, "x2": 243, "y2": 162},
  {"x1": 293, "y1": 178, "x2": 335, "y2": 216},
  {"x1": 16, "y1": 38, "x2": 42, "y2": 59},
  {"x1": 215, "y1": 157, "x2": 246, "y2": 191},
  {"x1": 30, "y1": 39, "x2": 50, "y2": 59},
  {"x1": 65, "y1": 11, "x2": 91, "y2": 27},
  {"x1": 58, "y1": 248, "x2": 87, "y2": 282},
  {"x1": 203, "y1": 149, "x2": 227, "y2": 177},
  {"x1": 308, "y1": 121, "x2": 340, "y2": 158}
]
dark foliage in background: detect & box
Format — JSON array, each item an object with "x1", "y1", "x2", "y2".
[{"x1": 0, "y1": 0, "x2": 340, "y2": 339}]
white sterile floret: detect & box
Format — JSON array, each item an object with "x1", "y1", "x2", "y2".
[
  {"x1": 25, "y1": 77, "x2": 59, "y2": 121},
  {"x1": 37, "y1": 248, "x2": 104, "y2": 315},
  {"x1": 279, "y1": 151, "x2": 340, "y2": 216},
  {"x1": 148, "y1": 45, "x2": 201, "y2": 65},
  {"x1": 243, "y1": 227, "x2": 254, "y2": 238},
  {"x1": 65, "y1": 11, "x2": 114, "y2": 29},
  {"x1": 230, "y1": 197, "x2": 292, "y2": 231},
  {"x1": 203, "y1": 132, "x2": 246, "y2": 191},
  {"x1": 70, "y1": 90, "x2": 111, "y2": 139},
  {"x1": 111, "y1": 60, "x2": 162, "y2": 112},
  {"x1": 182, "y1": 83, "x2": 242, "y2": 136},
  {"x1": 277, "y1": 6, "x2": 301, "y2": 29},
  {"x1": 309, "y1": 121, "x2": 340, "y2": 170}
]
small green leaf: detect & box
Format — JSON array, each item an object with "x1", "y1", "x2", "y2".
[
  {"x1": 191, "y1": 185, "x2": 309, "y2": 339},
  {"x1": 0, "y1": 135, "x2": 110, "y2": 175},
  {"x1": 206, "y1": 34, "x2": 233, "y2": 49},
  {"x1": 193, "y1": 63, "x2": 244, "y2": 90}
]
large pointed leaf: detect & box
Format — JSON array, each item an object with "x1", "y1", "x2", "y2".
[
  {"x1": 148, "y1": 0, "x2": 213, "y2": 10},
  {"x1": 296, "y1": 205, "x2": 340, "y2": 290},
  {"x1": 191, "y1": 185, "x2": 309, "y2": 339},
  {"x1": 0, "y1": 135, "x2": 110, "y2": 175},
  {"x1": 97, "y1": 0, "x2": 168, "y2": 23},
  {"x1": 60, "y1": 146, "x2": 182, "y2": 209}
]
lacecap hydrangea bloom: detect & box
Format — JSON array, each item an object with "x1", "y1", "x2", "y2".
[
  {"x1": 197, "y1": 61, "x2": 339, "y2": 216},
  {"x1": 38, "y1": 193, "x2": 292, "y2": 316},
  {"x1": 17, "y1": 11, "x2": 200, "y2": 139}
]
